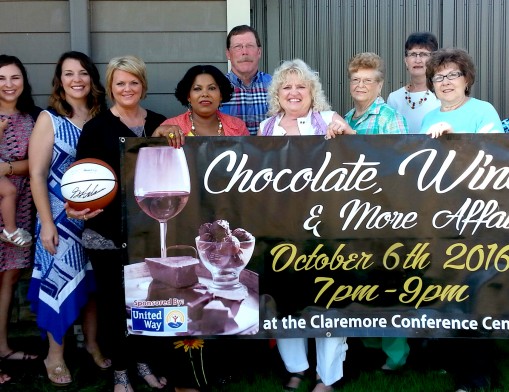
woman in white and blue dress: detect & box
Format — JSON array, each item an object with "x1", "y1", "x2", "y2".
[
  {"x1": 258, "y1": 59, "x2": 352, "y2": 392},
  {"x1": 28, "y1": 51, "x2": 110, "y2": 386}
]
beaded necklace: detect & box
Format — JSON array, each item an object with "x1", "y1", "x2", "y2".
[
  {"x1": 404, "y1": 86, "x2": 430, "y2": 109},
  {"x1": 189, "y1": 111, "x2": 223, "y2": 136}
]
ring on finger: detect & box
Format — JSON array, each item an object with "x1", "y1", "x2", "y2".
[
  {"x1": 84, "y1": 214, "x2": 88, "y2": 221},
  {"x1": 168, "y1": 132, "x2": 175, "y2": 139}
]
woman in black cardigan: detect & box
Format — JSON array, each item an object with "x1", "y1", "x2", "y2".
[{"x1": 69, "y1": 55, "x2": 167, "y2": 392}]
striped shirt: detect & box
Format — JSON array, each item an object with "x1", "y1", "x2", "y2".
[
  {"x1": 220, "y1": 71, "x2": 272, "y2": 135},
  {"x1": 345, "y1": 97, "x2": 408, "y2": 135}
]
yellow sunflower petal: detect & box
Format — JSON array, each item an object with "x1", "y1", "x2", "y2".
[{"x1": 174, "y1": 340, "x2": 185, "y2": 349}]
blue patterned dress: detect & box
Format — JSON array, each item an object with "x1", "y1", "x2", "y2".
[{"x1": 28, "y1": 110, "x2": 95, "y2": 345}]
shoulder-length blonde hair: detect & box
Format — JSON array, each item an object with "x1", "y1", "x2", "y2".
[
  {"x1": 105, "y1": 55, "x2": 148, "y2": 102},
  {"x1": 267, "y1": 59, "x2": 331, "y2": 116}
]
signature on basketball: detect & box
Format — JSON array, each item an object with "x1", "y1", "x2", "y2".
[{"x1": 69, "y1": 184, "x2": 106, "y2": 199}]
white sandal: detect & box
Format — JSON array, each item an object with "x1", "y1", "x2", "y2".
[{"x1": 0, "y1": 228, "x2": 32, "y2": 248}]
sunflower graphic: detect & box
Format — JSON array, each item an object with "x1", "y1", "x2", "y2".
[{"x1": 174, "y1": 339, "x2": 206, "y2": 386}]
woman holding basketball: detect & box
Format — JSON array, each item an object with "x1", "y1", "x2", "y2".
[
  {"x1": 74, "y1": 55, "x2": 167, "y2": 392},
  {"x1": 28, "y1": 51, "x2": 110, "y2": 386}
]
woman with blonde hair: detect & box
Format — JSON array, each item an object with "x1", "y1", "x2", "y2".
[
  {"x1": 70, "y1": 55, "x2": 167, "y2": 392},
  {"x1": 259, "y1": 59, "x2": 350, "y2": 392},
  {"x1": 259, "y1": 58, "x2": 354, "y2": 137}
]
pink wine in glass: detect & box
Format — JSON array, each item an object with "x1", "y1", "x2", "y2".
[
  {"x1": 134, "y1": 146, "x2": 190, "y2": 257},
  {"x1": 135, "y1": 191, "x2": 190, "y2": 222}
]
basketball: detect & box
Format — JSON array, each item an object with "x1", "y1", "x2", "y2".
[{"x1": 61, "y1": 158, "x2": 118, "y2": 211}]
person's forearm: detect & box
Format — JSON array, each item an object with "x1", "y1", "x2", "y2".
[
  {"x1": 10, "y1": 159, "x2": 29, "y2": 176},
  {"x1": 30, "y1": 175, "x2": 55, "y2": 224}
]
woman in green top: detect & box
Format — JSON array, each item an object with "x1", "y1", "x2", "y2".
[
  {"x1": 344, "y1": 52, "x2": 408, "y2": 135},
  {"x1": 344, "y1": 52, "x2": 409, "y2": 371}
]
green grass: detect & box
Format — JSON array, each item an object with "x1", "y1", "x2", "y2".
[
  {"x1": 208, "y1": 370, "x2": 455, "y2": 392},
  {"x1": 0, "y1": 354, "x2": 505, "y2": 392},
  {"x1": 2, "y1": 324, "x2": 509, "y2": 391}
]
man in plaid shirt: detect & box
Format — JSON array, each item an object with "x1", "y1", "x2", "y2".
[{"x1": 221, "y1": 25, "x2": 272, "y2": 135}]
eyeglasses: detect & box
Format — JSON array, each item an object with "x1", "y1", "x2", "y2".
[
  {"x1": 229, "y1": 44, "x2": 258, "y2": 52},
  {"x1": 431, "y1": 71, "x2": 464, "y2": 83},
  {"x1": 350, "y1": 77, "x2": 379, "y2": 85},
  {"x1": 406, "y1": 52, "x2": 432, "y2": 59}
]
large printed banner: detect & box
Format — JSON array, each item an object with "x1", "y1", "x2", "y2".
[{"x1": 121, "y1": 134, "x2": 509, "y2": 339}]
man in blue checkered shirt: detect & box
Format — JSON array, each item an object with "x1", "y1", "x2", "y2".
[{"x1": 221, "y1": 25, "x2": 272, "y2": 135}]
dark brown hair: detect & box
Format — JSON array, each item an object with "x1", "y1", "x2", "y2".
[
  {"x1": 425, "y1": 48, "x2": 475, "y2": 95},
  {"x1": 0, "y1": 54, "x2": 36, "y2": 114},
  {"x1": 49, "y1": 51, "x2": 106, "y2": 118},
  {"x1": 226, "y1": 25, "x2": 261, "y2": 49},
  {"x1": 405, "y1": 32, "x2": 439, "y2": 54}
]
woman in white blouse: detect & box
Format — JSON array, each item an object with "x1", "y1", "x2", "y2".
[
  {"x1": 258, "y1": 59, "x2": 350, "y2": 392},
  {"x1": 387, "y1": 32, "x2": 440, "y2": 133},
  {"x1": 258, "y1": 59, "x2": 354, "y2": 138}
]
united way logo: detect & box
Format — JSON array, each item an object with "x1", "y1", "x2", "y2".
[
  {"x1": 131, "y1": 307, "x2": 164, "y2": 332},
  {"x1": 166, "y1": 309, "x2": 186, "y2": 329}
]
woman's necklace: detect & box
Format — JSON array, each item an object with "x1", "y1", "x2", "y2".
[
  {"x1": 75, "y1": 115, "x2": 90, "y2": 125},
  {"x1": 404, "y1": 84, "x2": 430, "y2": 109},
  {"x1": 69, "y1": 109, "x2": 90, "y2": 126},
  {"x1": 189, "y1": 111, "x2": 223, "y2": 136},
  {"x1": 67, "y1": 106, "x2": 90, "y2": 128},
  {"x1": 441, "y1": 96, "x2": 468, "y2": 112},
  {"x1": 114, "y1": 107, "x2": 146, "y2": 137},
  {"x1": 353, "y1": 105, "x2": 369, "y2": 119}
]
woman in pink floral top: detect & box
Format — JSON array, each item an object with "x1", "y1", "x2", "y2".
[{"x1": 0, "y1": 54, "x2": 40, "y2": 382}]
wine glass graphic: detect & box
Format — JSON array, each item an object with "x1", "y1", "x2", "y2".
[{"x1": 134, "y1": 146, "x2": 190, "y2": 258}]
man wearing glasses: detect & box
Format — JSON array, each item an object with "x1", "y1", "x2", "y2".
[{"x1": 221, "y1": 25, "x2": 272, "y2": 135}]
